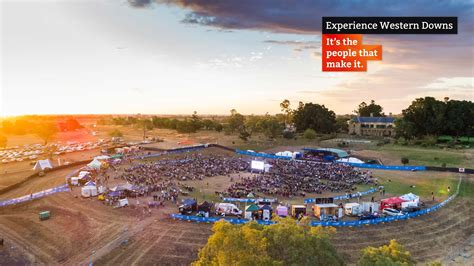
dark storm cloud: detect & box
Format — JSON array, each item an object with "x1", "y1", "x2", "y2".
[
  {"x1": 264, "y1": 40, "x2": 319, "y2": 51},
  {"x1": 128, "y1": 0, "x2": 153, "y2": 8},
  {"x1": 129, "y1": 0, "x2": 473, "y2": 35}
]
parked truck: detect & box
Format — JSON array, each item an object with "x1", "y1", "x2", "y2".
[{"x1": 214, "y1": 203, "x2": 242, "y2": 217}]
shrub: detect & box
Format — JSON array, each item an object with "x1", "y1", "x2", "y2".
[
  {"x1": 282, "y1": 130, "x2": 295, "y2": 139},
  {"x1": 108, "y1": 129, "x2": 123, "y2": 138},
  {"x1": 303, "y1": 129, "x2": 317, "y2": 140},
  {"x1": 357, "y1": 239, "x2": 414, "y2": 266},
  {"x1": 401, "y1": 157, "x2": 409, "y2": 165},
  {"x1": 422, "y1": 135, "x2": 437, "y2": 146},
  {"x1": 337, "y1": 142, "x2": 348, "y2": 148},
  {"x1": 214, "y1": 123, "x2": 224, "y2": 132}
]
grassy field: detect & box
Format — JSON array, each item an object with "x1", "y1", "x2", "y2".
[
  {"x1": 376, "y1": 145, "x2": 472, "y2": 167},
  {"x1": 372, "y1": 170, "x2": 461, "y2": 200},
  {"x1": 458, "y1": 178, "x2": 474, "y2": 198}
]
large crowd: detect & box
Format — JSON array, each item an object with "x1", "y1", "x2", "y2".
[
  {"x1": 119, "y1": 154, "x2": 248, "y2": 201},
  {"x1": 113, "y1": 153, "x2": 372, "y2": 200},
  {"x1": 224, "y1": 160, "x2": 373, "y2": 198}
]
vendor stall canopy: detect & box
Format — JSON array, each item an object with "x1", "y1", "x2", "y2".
[
  {"x1": 33, "y1": 159, "x2": 53, "y2": 171},
  {"x1": 245, "y1": 204, "x2": 259, "y2": 212}
]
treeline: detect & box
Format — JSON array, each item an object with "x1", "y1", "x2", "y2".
[
  {"x1": 396, "y1": 97, "x2": 474, "y2": 140},
  {"x1": 99, "y1": 112, "x2": 224, "y2": 134},
  {"x1": 0, "y1": 116, "x2": 83, "y2": 146},
  {"x1": 194, "y1": 218, "x2": 415, "y2": 266}
]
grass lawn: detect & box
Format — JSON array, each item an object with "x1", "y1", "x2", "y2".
[
  {"x1": 373, "y1": 170, "x2": 460, "y2": 200},
  {"x1": 458, "y1": 178, "x2": 474, "y2": 198},
  {"x1": 375, "y1": 145, "x2": 472, "y2": 168}
]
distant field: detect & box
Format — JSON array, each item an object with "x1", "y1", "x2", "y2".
[
  {"x1": 353, "y1": 144, "x2": 473, "y2": 168},
  {"x1": 372, "y1": 170, "x2": 460, "y2": 199}
]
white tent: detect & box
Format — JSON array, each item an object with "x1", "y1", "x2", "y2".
[
  {"x1": 70, "y1": 177, "x2": 81, "y2": 186},
  {"x1": 81, "y1": 181, "x2": 98, "y2": 197},
  {"x1": 33, "y1": 159, "x2": 53, "y2": 171},
  {"x1": 336, "y1": 157, "x2": 365, "y2": 164},
  {"x1": 94, "y1": 155, "x2": 110, "y2": 160},
  {"x1": 78, "y1": 171, "x2": 91, "y2": 178},
  {"x1": 400, "y1": 193, "x2": 420, "y2": 207},
  {"x1": 87, "y1": 159, "x2": 102, "y2": 170}
]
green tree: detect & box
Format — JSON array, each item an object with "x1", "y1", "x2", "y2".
[
  {"x1": 260, "y1": 116, "x2": 284, "y2": 139},
  {"x1": 355, "y1": 100, "x2": 385, "y2": 117},
  {"x1": 238, "y1": 126, "x2": 251, "y2": 141},
  {"x1": 245, "y1": 115, "x2": 263, "y2": 134},
  {"x1": 401, "y1": 157, "x2": 409, "y2": 165},
  {"x1": 280, "y1": 99, "x2": 293, "y2": 126},
  {"x1": 214, "y1": 123, "x2": 224, "y2": 132},
  {"x1": 34, "y1": 122, "x2": 58, "y2": 145},
  {"x1": 303, "y1": 128, "x2": 317, "y2": 140},
  {"x1": 176, "y1": 120, "x2": 196, "y2": 133},
  {"x1": 293, "y1": 102, "x2": 336, "y2": 133},
  {"x1": 202, "y1": 119, "x2": 216, "y2": 130},
  {"x1": 396, "y1": 97, "x2": 446, "y2": 138},
  {"x1": 358, "y1": 239, "x2": 414, "y2": 266},
  {"x1": 190, "y1": 111, "x2": 203, "y2": 132},
  {"x1": 335, "y1": 116, "x2": 349, "y2": 133},
  {"x1": 193, "y1": 218, "x2": 343, "y2": 266},
  {"x1": 227, "y1": 109, "x2": 245, "y2": 133},
  {"x1": 444, "y1": 100, "x2": 474, "y2": 139}
]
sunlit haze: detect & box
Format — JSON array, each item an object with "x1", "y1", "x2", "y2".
[{"x1": 1, "y1": 0, "x2": 473, "y2": 116}]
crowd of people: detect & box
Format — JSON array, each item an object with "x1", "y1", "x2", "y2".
[
  {"x1": 111, "y1": 152, "x2": 372, "y2": 201},
  {"x1": 224, "y1": 160, "x2": 374, "y2": 198},
  {"x1": 117, "y1": 154, "x2": 249, "y2": 201}
]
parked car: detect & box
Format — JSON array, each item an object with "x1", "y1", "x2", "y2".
[
  {"x1": 215, "y1": 203, "x2": 242, "y2": 217},
  {"x1": 358, "y1": 212, "x2": 380, "y2": 220},
  {"x1": 383, "y1": 208, "x2": 404, "y2": 216},
  {"x1": 402, "y1": 206, "x2": 421, "y2": 213}
]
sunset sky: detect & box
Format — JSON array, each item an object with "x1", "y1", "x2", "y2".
[{"x1": 1, "y1": 0, "x2": 473, "y2": 116}]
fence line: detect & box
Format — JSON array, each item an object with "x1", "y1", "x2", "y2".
[
  {"x1": 170, "y1": 176, "x2": 463, "y2": 227},
  {"x1": 0, "y1": 184, "x2": 70, "y2": 207},
  {"x1": 304, "y1": 187, "x2": 379, "y2": 203}
]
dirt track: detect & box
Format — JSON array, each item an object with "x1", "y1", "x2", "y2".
[{"x1": 332, "y1": 197, "x2": 474, "y2": 263}]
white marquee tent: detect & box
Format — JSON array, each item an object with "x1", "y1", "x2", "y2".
[
  {"x1": 81, "y1": 181, "x2": 98, "y2": 197},
  {"x1": 87, "y1": 159, "x2": 102, "y2": 170},
  {"x1": 33, "y1": 159, "x2": 53, "y2": 171},
  {"x1": 400, "y1": 193, "x2": 420, "y2": 207},
  {"x1": 336, "y1": 157, "x2": 365, "y2": 164}
]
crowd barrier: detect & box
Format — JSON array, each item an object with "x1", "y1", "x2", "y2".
[
  {"x1": 134, "y1": 144, "x2": 208, "y2": 159},
  {"x1": 310, "y1": 176, "x2": 462, "y2": 227},
  {"x1": 223, "y1": 198, "x2": 278, "y2": 203},
  {"x1": 234, "y1": 149, "x2": 429, "y2": 171},
  {"x1": 172, "y1": 177, "x2": 462, "y2": 227},
  {"x1": 139, "y1": 143, "x2": 473, "y2": 174},
  {"x1": 310, "y1": 193, "x2": 456, "y2": 227},
  {"x1": 170, "y1": 213, "x2": 276, "y2": 225},
  {"x1": 304, "y1": 187, "x2": 379, "y2": 204},
  {"x1": 0, "y1": 184, "x2": 70, "y2": 207},
  {"x1": 235, "y1": 149, "x2": 292, "y2": 160},
  {"x1": 337, "y1": 162, "x2": 426, "y2": 171}
]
